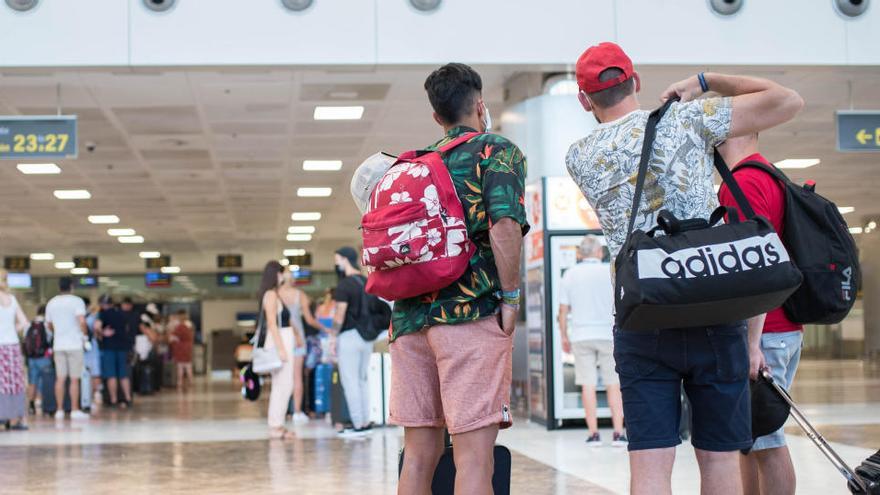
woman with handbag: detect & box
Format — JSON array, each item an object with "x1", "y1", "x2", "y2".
[
  {"x1": 256, "y1": 261, "x2": 295, "y2": 440},
  {"x1": 278, "y1": 267, "x2": 327, "y2": 425}
]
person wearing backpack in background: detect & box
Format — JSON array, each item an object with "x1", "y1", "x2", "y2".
[
  {"x1": 388, "y1": 63, "x2": 528, "y2": 495},
  {"x1": 24, "y1": 305, "x2": 51, "y2": 416},
  {"x1": 564, "y1": 42, "x2": 803, "y2": 495},
  {"x1": 718, "y1": 135, "x2": 802, "y2": 495}
]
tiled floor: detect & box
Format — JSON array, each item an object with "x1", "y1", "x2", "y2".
[{"x1": 1, "y1": 359, "x2": 878, "y2": 494}]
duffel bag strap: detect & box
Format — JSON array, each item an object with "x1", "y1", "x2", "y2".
[
  {"x1": 626, "y1": 98, "x2": 677, "y2": 236},
  {"x1": 713, "y1": 150, "x2": 758, "y2": 219}
]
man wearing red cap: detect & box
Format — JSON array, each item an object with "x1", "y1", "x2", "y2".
[{"x1": 565, "y1": 42, "x2": 804, "y2": 495}]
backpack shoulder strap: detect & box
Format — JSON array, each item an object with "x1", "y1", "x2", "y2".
[
  {"x1": 733, "y1": 160, "x2": 791, "y2": 185},
  {"x1": 437, "y1": 132, "x2": 481, "y2": 154}
]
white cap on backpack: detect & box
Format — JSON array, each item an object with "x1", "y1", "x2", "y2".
[{"x1": 350, "y1": 152, "x2": 397, "y2": 214}]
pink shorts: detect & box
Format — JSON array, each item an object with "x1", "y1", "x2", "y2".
[{"x1": 389, "y1": 316, "x2": 513, "y2": 435}]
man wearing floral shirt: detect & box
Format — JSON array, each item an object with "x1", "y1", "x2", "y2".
[{"x1": 391, "y1": 63, "x2": 528, "y2": 495}]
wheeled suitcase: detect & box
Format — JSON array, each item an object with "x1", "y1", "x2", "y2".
[
  {"x1": 313, "y1": 363, "x2": 332, "y2": 414},
  {"x1": 760, "y1": 371, "x2": 879, "y2": 493},
  {"x1": 134, "y1": 362, "x2": 155, "y2": 395},
  {"x1": 398, "y1": 432, "x2": 512, "y2": 495},
  {"x1": 40, "y1": 368, "x2": 73, "y2": 415},
  {"x1": 330, "y1": 366, "x2": 350, "y2": 425}
]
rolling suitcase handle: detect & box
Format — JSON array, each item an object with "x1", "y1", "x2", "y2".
[{"x1": 759, "y1": 370, "x2": 871, "y2": 493}]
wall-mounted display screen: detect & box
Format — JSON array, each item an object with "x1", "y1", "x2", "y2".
[
  {"x1": 217, "y1": 254, "x2": 243, "y2": 269},
  {"x1": 217, "y1": 272, "x2": 243, "y2": 287},
  {"x1": 145, "y1": 272, "x2": 172, "y2": 288},
  {"x1": 7, "y1": 272, "x2": 31, "y2": 289},
  {"x1": 74, "y1": 275, "x2": 98, "y2": 288}
]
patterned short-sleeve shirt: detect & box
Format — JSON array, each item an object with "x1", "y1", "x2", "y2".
[
  {"x1": 391, "y1": 126, "x2": 528, "y2": 340},
  {"x1": 565, "y1": 97, "x2": 733, "y2": 261}
]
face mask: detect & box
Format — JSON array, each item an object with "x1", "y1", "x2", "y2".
[
  {"x1": 481, "y1": 103, "x2": 493, "y2": 133},
  {"x1": 335, "y1": 264, "x2": 346, "y2": 279}
]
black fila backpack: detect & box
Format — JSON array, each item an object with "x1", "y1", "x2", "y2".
[
  {"x1": 733, "y1": 162, "x2": 860, "y2": 324},
  {"x1": 613, "y1": 99, "x2": 803, "y2": 331}
]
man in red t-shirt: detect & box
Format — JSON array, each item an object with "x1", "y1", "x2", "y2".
[{"x1": 718, "y1": 134, "x2": 803, "y2": 495}]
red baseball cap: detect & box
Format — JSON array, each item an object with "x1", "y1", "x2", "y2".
[{"x1": 575, "y1": 42, "x2": 634, "y2": 93}]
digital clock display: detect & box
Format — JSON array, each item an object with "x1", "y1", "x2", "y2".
[{"x1": 0, "y1": 116, "x2": 78, "y2": 159}]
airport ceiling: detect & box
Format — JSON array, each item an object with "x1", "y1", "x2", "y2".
[{"x1": 0, "y1": 64, "x2": 877, "y2": 276}]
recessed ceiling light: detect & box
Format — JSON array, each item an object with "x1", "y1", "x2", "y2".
[
  {"x1": 161, "y1": 266, "x2": 181, "y2": 274},
  {"x1": 288, "y1": 225, "x2": 316, "y2": 234},
  {"x1": 107, "y1": 228, "x2": 136, "y2": 236},
  {"x1": 279, "y1": 258, "x2": 290, "y2": 267},
  {"x1": 30, "y1": 253, "x2": 54, "y2": 261},
  {"x1": 70, "y1": 267, "x2": 89, "y2": 275},
  {"x1": 88, "y1": 215, "x2": 120, "y2": 224},
  {"x1": 17, "y1": 163, "x2": 60, "y2": 174},
  {"x1": 54, "y1": 189, "x2": 91, "y2": 200},
  {"x1": 313, "y1": 105, "x2": 364, "y2": 121},
  {"x1": 869, "y1": 221, "x2": 878, "y2": 230},
  {"x1": 118, "y1": 236, "x2": 145, "y2": 244},
  {"x1": 55, "y1": 261, "x2": 75, "y2": 269},
  {"x1": 289, "y1": 264, "x2": 301, "y2": 271},
  {"x1": 286, "y1": 234, "x2": 313, "y2": 242},
  {"x1": 850, "y1": 227, "x2": 864, "y2": 234},
  {"x1": 838, "y1": 207, "x2": 855, "y2": 215},
  {"x1": 291, "y1": 212, "x2": 321, "y2": 221},
  {"x1": 297, "y1": 187, "x2": 332, "y2": 197},
  {"x1": 283, "y1": 249, "x2": 306, "y2": 257},
  {"x1": 303, "y1": 160, "x2": 343, "y2": 171},
  {"x1": 139, "y1": 251, "x2": 161, "y2": 259},
  {"x1": 776, "y1": 158, "x2": 820, "y2": 169}
]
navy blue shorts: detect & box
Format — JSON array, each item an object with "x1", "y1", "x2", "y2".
[
  {"x1": 101, "y1": 350, "x2": 130, "y2": 379},
  {"x1": 614, "y1": 322, "x2": 752, "y2": 452}
]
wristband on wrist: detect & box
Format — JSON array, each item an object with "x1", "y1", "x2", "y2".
[
  {"x1": 499, "y1": 289, "x2": 521, "y2": 306},
  {"x1": 697, "y1": 72, "x2": 710, "y2": 93}
]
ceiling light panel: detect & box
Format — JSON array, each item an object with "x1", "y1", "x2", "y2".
[
  {"x1": 313, "y1": 105, "x2": 364, "y2": 120},
  {"x1": 291, "y1": 212, "x2": 321, "y2": 221},
  {"x1": 297, "y1": 187, "x2": 332, "y2": 197},
  {"x1": 283, "y1": 249, "x2": 306, "y2": 256},
  {"x1": 161, "y1": 266, "x2": 181, "y2": 274},
  {"x1": 55, "y1": 261, "x2": 75, "y2": 269},
  {"x1": 139, "y1": 251, "x2": 161, "y2": 259},
  {"x1": 118, "y1": 236, "x2": 145, "y2": 244},
  {"x1": 89, "y1": 215, "x2": 120, "y2": 224},
  {"x1": 54, "y1": 189, "x2": 92, "y2": 200},
  {"x1": 17, "y1": 163, "x2": 60, "y2": 174},
  {"x1": 30, "y1": 253, "x2": 55, "y2": 260},
  {"x1": 108, "y1": 228, "x2": 136, "y2": 236},
  {"x1": 303, "y1": 160, "x2": 343, "y2": 171},
  {"x1": 288, "y1": 226, "x2": 316, "y2": 234},
  {"x1": 776, "y1": 158, "x2": 820, "y2": 169},
  {"x1": 286, "y1": 234, "x2": 313, "y2": 242},
  {"x1": 838, "y1": 207, "x2": 855, "y2": 214},
  {"x1": 70, "y1": 268, "x2": 89, "y2": 275}
]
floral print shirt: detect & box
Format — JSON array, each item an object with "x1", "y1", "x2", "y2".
[
  {"x1": 565, "y1": 97, "x2": 733, "y2": 262},
  {"x1": 391, "y1": 126, "x2": 528, "y2": 340}
]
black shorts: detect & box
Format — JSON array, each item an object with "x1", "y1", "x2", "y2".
[{"x1": 614, "y1": 322, "x2": 752, "y2": 452}]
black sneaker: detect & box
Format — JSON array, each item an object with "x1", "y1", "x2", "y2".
[
  {"x1": 586, "y1": 432, "x2": 602, "y2": 447},
  {"x1": 28, "y1": 402, "x2": 36, "y2": 416},
  {"x1": 612, "y1": 432, "x2": 629, "y2": 447}
]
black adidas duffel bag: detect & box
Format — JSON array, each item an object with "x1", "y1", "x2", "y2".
[{"x1": 614, "y1": 99, "x2": 803, "y2": 331}]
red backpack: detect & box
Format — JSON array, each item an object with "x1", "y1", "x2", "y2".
[{"x1": 361, "y1": 133, "x2": 479, "y2": 301}]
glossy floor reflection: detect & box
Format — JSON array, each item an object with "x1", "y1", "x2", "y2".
[{"x1": 1, "y1": 359, "x2": 877, "y2": 494}]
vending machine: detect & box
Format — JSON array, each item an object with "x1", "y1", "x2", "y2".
[{"x1": 525, "y1": 177, "x2": 611, "y2": 429}]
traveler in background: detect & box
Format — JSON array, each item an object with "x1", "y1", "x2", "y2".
[
  {"x1": 278, "y1": 265, "x2": 326, "y2": 424},
  {"x1": 121, "y1": 298, "x2": 148, "y2": 363},
  {"x1": 557, "y1": 235, "x2": 626, "y2": 447},
  {"x1": 315, "y1": 288, "x2": 336, "y2": 330},
  {"x1": 258, "y1": 261, "x2": 295, "y2": 440},
  {"x1": 330, "y1": 247, "x2": 373, "y2": 437},
  {"x1": 564, "y1": 42, "x2": 803, "y2": 494},
  {"x1": 0, "y1": 269, "x2": 29, "y2": 430},
  {"x1": 45, "y1": 276, "x2": 89, "y2": 420},
  {"x1": 718, "y1": 135, "x2": 803, "y2": 495},
  {"x1": 24, "y1": 305, "x2": 51, "y2": 415},
  {"x1": 82, "y1": 298, "x2": 103, "y2": 407},
  {"x1": 392, "y1": 63, "x2": 527, "y2": 495},
  {"x1": 95, "y1": 295, "x2": 133, "y2": 408},
  {"x1": 168, "y1": 309, "x2": 195, "y2": 392}
]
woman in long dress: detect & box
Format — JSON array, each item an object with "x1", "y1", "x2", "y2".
[{"x1": 0, "y1": 269, "x2": 30, "y2": 430}]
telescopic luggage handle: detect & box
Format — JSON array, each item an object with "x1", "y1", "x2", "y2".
[{"x1": 759, "y1": 370, "x2": 869, "y2": 493}]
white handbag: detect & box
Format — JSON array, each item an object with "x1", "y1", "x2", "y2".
[{"x1": 250, "y1": 307, "x2": 282, "y2": 374}]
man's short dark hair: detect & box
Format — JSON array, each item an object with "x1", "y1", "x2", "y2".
[
  {"x1": 59, "y1": 276, "x2": 72, "y2": 292},
  {"x1": 424, "y1": 63, "x2": 483, "y2": 125},
  {"x1": 587, "y1": 68, "x2": 635, "y2": 109}
]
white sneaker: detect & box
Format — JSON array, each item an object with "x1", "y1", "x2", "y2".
[
  {"x1": 54, "y1": 410, "x2": 65, "y2": 420},
  {"x1": 292, "y1": 412, "x2": 309, "y2": 425},
  {"x1": 70, "y1": 410, "x2": 90, "y2": 420}
]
